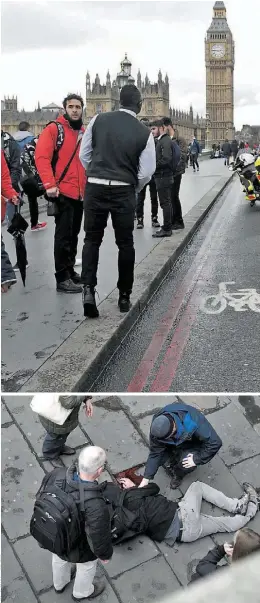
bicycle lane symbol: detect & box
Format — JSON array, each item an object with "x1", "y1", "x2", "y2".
[{"x1": 200, "y1": 282, "x2": 260, "y2": 314}]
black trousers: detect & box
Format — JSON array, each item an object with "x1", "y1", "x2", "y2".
[
  {"x1": 54, "y1": 194, "x2": 83, "y2": 283},
  {"x1": 28, "y1": 193, "x2": 39, "y2": 227},
  {"x1": 162, "y1": 444, "x2": 201, "y2": 478},
  {"x1": 155, "y1": 178, "x2": 173, "y2": 232},
  {"x1": 171, "y1": 174, "x2": 183, "y2": 225},
  {"x1": 136, "y1": 177, "x2": 158, "y2": 219},
  {"x1": 191, "y1": 153, "x2": 199, "y2": 169},
  {"x1": 82, "y1": 183, "x2": 136, "y2": 294}
]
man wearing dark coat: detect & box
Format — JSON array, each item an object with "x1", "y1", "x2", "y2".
[{"x1": 139, "y1": 401, "x2": 223, "y2": 488}]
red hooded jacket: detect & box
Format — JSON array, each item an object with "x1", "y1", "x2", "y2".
[
  {"x1": 35, "y1": 115, "x2": 86, "y2": 200},
  {"x1": 1, "y1": 151, "x2": 18, "y2": 220}
]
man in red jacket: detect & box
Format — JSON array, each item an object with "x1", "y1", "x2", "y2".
[{"x1": 35, "y1": 94, "x2": 86, "y2": 293}]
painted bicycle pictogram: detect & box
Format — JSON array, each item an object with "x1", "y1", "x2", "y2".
[{"x1": 201, "y1": 281, "x2": 260, "y2": 314}]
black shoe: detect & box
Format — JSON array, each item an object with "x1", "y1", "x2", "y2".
[
  {"x1": 72, "y1": 581, "x2": 106, "y2": 601},
  {"x1": 83, "y1": 285, "x2": 99, "y2": 318},
  {"x1": 152, "y1": 228, "x2": 172, "y2": 238},
  {"x1": 118, "y1": 292, "x2": 131, "y2": 313},
  {"x1": 61, "y1": 445, "x2": 76, "y2": 456},
  {"x1": 172, "y1": 222, "x2": 185, "y2": 230},
  {"x1": 54, "y1": 567, "x2": 76, "y2": 593},
  {"x1": 170, "y1": 473, "x2": 182, "y2": 489},
  {"x1": 70, "y1": 271, "x2": 83, "y2": 284},
  {"x1": 136, "y1": 218, "x2": 144, "y2": 229},
  {"x1": 152, "y1": 217, "x2": 160, "y2": 228},
  {"x1": 56, "y1": 279, "x2": 82, "y2": 293}
]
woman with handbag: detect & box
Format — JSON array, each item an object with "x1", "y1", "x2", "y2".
[{"x1": 31, "y1": 395, "x2": 93, "y2": 460}]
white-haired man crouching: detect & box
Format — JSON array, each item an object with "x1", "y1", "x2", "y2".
[{"x1": 31, "y1": 446, "x2": 113, "y2": 601}]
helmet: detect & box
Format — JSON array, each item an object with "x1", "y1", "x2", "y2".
[{"x1": 238, "y1": 153, "x2": 255, "y2": 167}]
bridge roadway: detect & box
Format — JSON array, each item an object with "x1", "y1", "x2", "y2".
[{"x1": 2, "y1": 158, "x2": 240, "y2": 392}]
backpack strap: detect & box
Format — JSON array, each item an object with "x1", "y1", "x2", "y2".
[{"x1": 57, "y1": 132, "x2": 83, "y2": 185}]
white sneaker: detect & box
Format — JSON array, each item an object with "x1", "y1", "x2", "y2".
[{"x1": 75, "y1": 258, "x2": 82, "y2": 266}]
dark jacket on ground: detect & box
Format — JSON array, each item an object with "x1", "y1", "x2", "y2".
[
  {"x1": 173, "y1": 134, "x2": 187, "y2": 176},
  {"x1": 222, "y1": 142, "x2": 232, "y2": 156},
  {"x1": 38, "y1": 396, "x2": 86, "y2": 436},
  {"x1": 154, "y1": 133, "x2": 174, "y2": 181},
  {"x1": 190, "y1": 544, "x2": 227, "y2": 582},
  {"x1": 231, "y1": 140, "x2": 239, "y2": 156},
  {"x1": 102, "y1": 481, "x2": 178, "y2": 542},
  {"x1": 144, "y1": 402, "x2": 222, "y2": 479},
  {"x1": 86, "y1": 111, "x2": 150, "y2": 185},
  {"x1": 1, "y1": 131, "x2": 21, "y2": 192},
  {"x1": 43, "y1": 465, "x2": 113, "y2": 563}
]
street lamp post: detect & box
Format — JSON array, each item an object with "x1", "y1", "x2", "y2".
[{"x1": 205, "y1": 112, "x2": 211, "y2": 151}]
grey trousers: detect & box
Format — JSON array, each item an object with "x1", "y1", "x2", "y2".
[
  {"x1": 179, "y1": 481, "x2": 257, "y2": 543},
  {"x1": 52, "y1": 555, "x2": 97, "y2": 598}
]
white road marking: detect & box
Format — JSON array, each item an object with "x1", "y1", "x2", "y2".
[{"x1": 201, "y1": 282, "x2": 260, "y2": 314}]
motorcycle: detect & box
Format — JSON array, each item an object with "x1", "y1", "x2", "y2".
[{"x1": 229, "y1": 152, "x2": 260, "y2": 206}]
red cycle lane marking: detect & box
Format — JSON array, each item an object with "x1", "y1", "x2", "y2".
[
  {"x1": 127, "y1": 263, "x2": 204, "y2": 392},
  {"x1": 150, "y1": 295, "x2": 200, "y2": 392},
  {"x1": 127, "y1": 183, "x2": 235, "y2": 392}
]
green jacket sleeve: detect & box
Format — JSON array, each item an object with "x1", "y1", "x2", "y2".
[{"x1": 59, "y1": 395, "x2": 86, "y2": 410}]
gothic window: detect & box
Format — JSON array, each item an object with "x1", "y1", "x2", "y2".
[
  {"x1": 96, "y1": 103, "x2": 102, "y2": 113},
  {"x1": 147, "y1": 101, "x2": 153, "y2": 113}
]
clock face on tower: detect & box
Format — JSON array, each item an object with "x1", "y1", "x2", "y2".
[{"x1": 211, "y1": 44, "x2": 225, "y2": 58}]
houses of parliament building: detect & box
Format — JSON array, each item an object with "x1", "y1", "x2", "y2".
[{"x1": 2, "y1": 2, "x2": 240, "y2": 146}]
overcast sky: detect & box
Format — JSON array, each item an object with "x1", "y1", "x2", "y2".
[{"x1": 1, "y1": 0, "x2": 260, "y2": 129}]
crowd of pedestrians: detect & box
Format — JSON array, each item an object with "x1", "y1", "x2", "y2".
[
  {"x1": 2, "y1": 83, "x2": 257, "y2": 317},
  {"x1": 29, "y1": 398, "x2": 260, "y2": 600}
]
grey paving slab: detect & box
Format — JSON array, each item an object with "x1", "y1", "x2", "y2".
[
  {"x1": 137, "y1": 415, "x2": 151, "y2": 441},
  {"x1": 107, "y1": 536, "x2": 159, "y2": 578},
  {"x1": 208, "y1": 402, "x2": 260, "y2": 465},
  {"x1": 2, "y1": 423, "x2": 45, "y2": 540},
  {"x1": 230, "y1": 455, "x2": 260, "y2": 489},
  {"x1": 180, "y1": 455, "x2": 243, "y2": 499},
  {"x1": 1, "y1": 399, "x2": 13, "y2": 424},
  {"x1": 14, "y1": 535, "x2": 52, "y2": 593},
  {"x1": 112, "y1": 555, "x2": 180, "y2": 602},
  {"x1": 177, "y1": 395, "x2": 232, "y2": 412},
  {"x1": 39, "y1": 577, "x2": 118, "y2": 603},
  {"x1": 80, "y1": 406, "x2": 148, "y2": 472},
  {"x1": 1, "y1": 533, "x2": 38, "y2": 603},
  {"x1": 157, "y1": 536, "x2": 214, "y2": 586},
  {"x1": 120, "y1": 396, "x2": 178, "y2": 417}
]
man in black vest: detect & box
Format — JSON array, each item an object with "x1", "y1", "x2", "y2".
[
  {"x1": 79, "y1": 85, "x2": 156, "y2": 318},
  {"x1": 150, "y1": 120, "x2": 174, "y2": 237}
]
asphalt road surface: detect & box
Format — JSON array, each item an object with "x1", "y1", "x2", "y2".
[
  {"x1": 2, "y1": 159, "x2": 230, "y2": 392},
  {"x1": 92, "y1": 177, "x2": 260, "y2": 392}
]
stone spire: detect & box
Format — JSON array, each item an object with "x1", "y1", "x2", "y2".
[
  {"x1": 158, "y1": 69, "x2": 162, "y2": 85},
  {"x1": 106, "y1": 70, "x2": 111, "y2": 88},
  {"x1": 86, "y1": 71, "x2": 91, "y2": 90},
  {"x1": 137, "y1": 69, "x2": 142, "y2": 88},
  {"x1": 145, "y1": 73, "x2": 149, "y2": 87}
]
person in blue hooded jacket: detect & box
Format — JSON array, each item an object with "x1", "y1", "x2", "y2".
[{"x1": 139, "y1": 401, "x2": 222, "y2": 489}]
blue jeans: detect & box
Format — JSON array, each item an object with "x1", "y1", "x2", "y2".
[{"x1": 42, "y1": 432, "x2": 68, "y2": 459}]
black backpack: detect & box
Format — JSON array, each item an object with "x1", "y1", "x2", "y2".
[
  {"x1": 109, "y1": 490, "x2": 138, "y2": 542},
  {"x1": 30, "y1": 470, "x2": 87, "y2": 557},
  {"x1": 20, "y1": 121, "x2": 65, "y2": 197}
]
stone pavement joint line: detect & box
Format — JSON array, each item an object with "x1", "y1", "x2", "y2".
[{"x1": 2, "y1": 395, "x2": 260, "y2": 603}]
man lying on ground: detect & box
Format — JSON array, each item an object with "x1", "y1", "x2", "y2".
[{"x1": 105, "y1": 476, "x2": 258, "y2": 546}]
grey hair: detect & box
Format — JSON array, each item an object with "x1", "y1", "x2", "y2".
[{"x1": 78, "y1": 446, "x2": 106, "y2": 475}]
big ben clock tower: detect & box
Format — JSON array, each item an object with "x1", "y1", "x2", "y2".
[{"x1": 205, "y1": 1, "x2": 235, "y2": 144}]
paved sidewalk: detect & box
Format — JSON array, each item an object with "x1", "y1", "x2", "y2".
[
  {"x1": 2, "y1": 395, "x2": 260, "y2": 603},
  {"x1": 1, "y1": 160, "x2": 231, "y2": 392}
]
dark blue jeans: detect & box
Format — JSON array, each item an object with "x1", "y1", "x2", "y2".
[{"x1": 42, "y1": 432, "x2": 68, "y2": 459}]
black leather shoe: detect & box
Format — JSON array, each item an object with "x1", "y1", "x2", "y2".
[
  {"x1": 56, "y1": 279, "x2": 82, "y2": 293},
  {"x1": 72, "y1": 581, "x2": 106, "y2": 600},
  {"x1": 118, "y1": 292, "x2": 131, "y2": 313},
  {"x1": 54, "y1": 567, "x2": 76, "y2": 593},
  {"x1": 61, "y1": 445, "x2": 76, "y2": 456},
  {"x1": 172, "y1": 222, "x2": 185, "y2": 230},
  {"x1": 71, "y1": 271, "x2": 83, "y2": 284},
  {"x1": 83, "y1": 286, "x2": 99, "y2": 318},
  {"x1": 152, "y1": 228, "x2": 172, "y2": 238}
]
